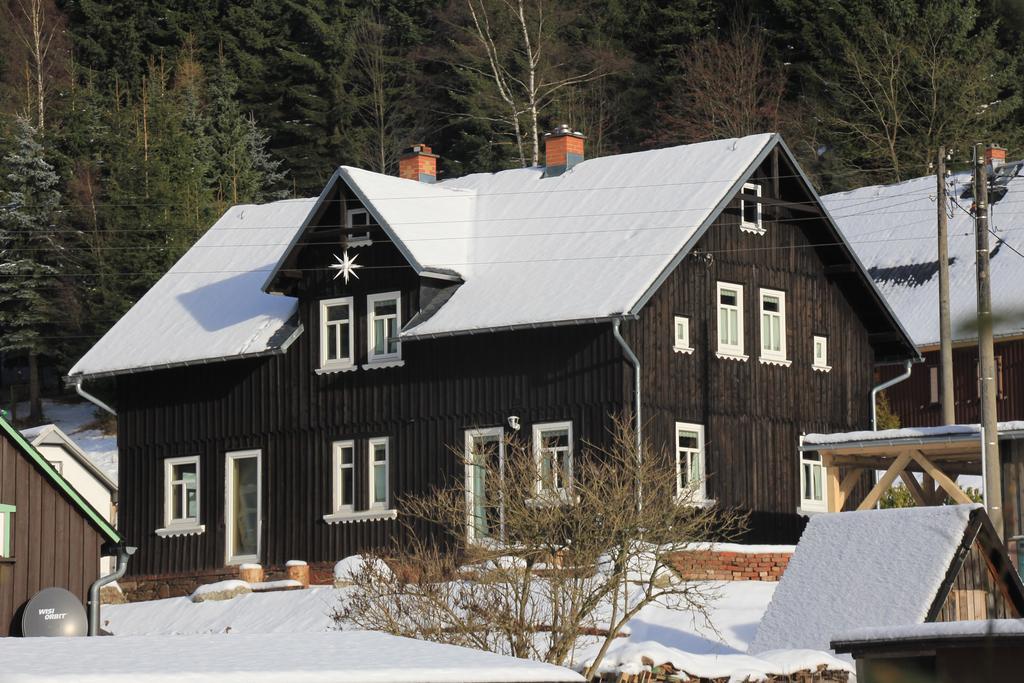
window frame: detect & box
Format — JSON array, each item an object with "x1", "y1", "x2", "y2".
[
  {"x1": 799, "y1": 443, "x2": 827, "y2": 513},
  {"x1": 758, "y1": 288, "x2": 789, "y2": 365},
  {"x1": 224, "y1": 449, "x2": 262, "y2": 566},
  {"x1": 813, "y1": 335, "x2": 831, "y2": 372},
  {"x1": 163, "y1": 455, "x2": 201, "y2": 528},
  {"x1": 740, "y1": 182, "x2": 764, "y2": 234},
  {"x1": 0, "y1": 503, "x2": 14, "y2": 559},
  {"x1": 674, "y1": 422, "x2": 706, "y2": 502},
  {"x1": 368, "y1": 437, "x2": 390, "y2": 510},
  {"x1": 532, "y1": 421, "x2": 574, "y2": 497},
  {"x1": 319, "y1": 296, "x2": 356, "y2": 373},
  {"x1": 715, "y1": 281, "x2": 747, "y2": 360},
  {"x1": 331, "y1": 440, "x2": 356, "y2": 515},
  {"x1": 366, "y1": 291, "x2": 403, "y2": 366},
  {"x1": 464, "y1": 427, "x2": 506, "y2": 544},
  {"x1": 673, "y1": 315, "x2": 693, "y2": 354},
  {"x1": 345, "y1": 207, "x2": 373, "y2": 247}
]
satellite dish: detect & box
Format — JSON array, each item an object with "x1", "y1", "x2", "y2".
[{"x1": 21, "y1": 587, "x2": 88, "y2": 637}]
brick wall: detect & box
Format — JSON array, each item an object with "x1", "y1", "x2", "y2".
[
  {"x1": 118, "y1": 561, "x2": 336, "y2": 602},
  {"x1": 669, "y1": 549, "x2": 791, "y2": 582}
]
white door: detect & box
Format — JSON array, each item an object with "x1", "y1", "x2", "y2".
[
  {"x1": 465, "y1": 428, "x2": 504, "y2": 543},
  {"x1": 225, "y1": 450, "x2": 261, "y2": 565}
]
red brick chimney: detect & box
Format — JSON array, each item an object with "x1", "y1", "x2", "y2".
[
  {"x1": 985, "y1": 145, "x2": 1006, "y2": 170},
  {"x1": 399, "y1": 144, "x2": 438, "y2": 183},
  {"x1": 544, "y1": 124, "x2": 585, "y2": 177}
]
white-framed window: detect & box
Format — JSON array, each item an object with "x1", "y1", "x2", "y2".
[
  {"x1": 716, "y1": 282, "x2": 746, "y2": 360},
  {"x1": 367, "y1": 292, "x2": 402, "y2": 365},
  {"x1": 465, "y1": 427, "x2": 505, "y2": 543},
  {"x1": 799, "y1": 443, "x2": 826, "y2": 513},
  {"x1": 368, "y1": 437, "x2": 390, "y2": 509},
  {"x1": 675, "y1": 422, "x2": 706, "y2": 502},
  {"x1": 346, "y1": 207, "x2": 372, "y2": 246},
  {"x1": 319, "y1": 296, "x2": 355, "y2": 372},
  {"x1": 332, "y1": 440, "x2": 356, "y2": 514},
  {"x1": 813, "y1": 335, "x2": 831, "y2": 372},
  {"x1": 673, "y1": 316, "x2": 693, "y2": 354},
  {"x1": 740, "y1": 182, "x2": 764, "y2": 234},
  {"x1": 0, "y1": 503, "x2": 14, "y2": 558},
  {"x1": 164, "y1": 456, "x2": 200, "y2": 527},
  {"x1": 533, "y1": 421, "x2": 573, "y2": 495},
  {"x1": 759, "y1": 288, "x2": 789, "y2": 365}
]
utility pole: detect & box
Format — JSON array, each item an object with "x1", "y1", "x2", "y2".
[
  {"x1": 937, "y1": 147, "x2": 955, "y2": 428},
  {"x1": 974, "y1": 142, "x2": 1003, "y2": 538}
]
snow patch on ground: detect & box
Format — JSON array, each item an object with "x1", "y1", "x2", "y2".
[
  {"x1": 0, "y1": 630, "x2": 586, "y2": 683},
  {"x1": 333, "y1": 554, "x2": 392, "y2": 583},
  {"x1": 17, "y1": 398, "x2": 118, "y2": 480}
]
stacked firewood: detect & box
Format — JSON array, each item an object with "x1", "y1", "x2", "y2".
[{"x1": 591, "y1": 664, "x2": 850, "y2": 682}]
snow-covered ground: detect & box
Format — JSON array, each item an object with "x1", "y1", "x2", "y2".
[
  {"x1": 0, "y1": 630, "x2": 586, "y2": 683},
  {"x1": 16, "y1": 397, "x2": 117, "y2": 480}
]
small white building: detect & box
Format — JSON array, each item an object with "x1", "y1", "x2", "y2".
[{"x1": 19, "y1": 423, "x2": 118, "y2": 573}]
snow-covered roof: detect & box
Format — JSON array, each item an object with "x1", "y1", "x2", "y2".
[
  {"x1": 833, "y1": 618, "x2": 1024, "y2": 647},
  {"x1": 69, "y1": 199, "x2": 315, "y2": 378},
  {"x1": 802, "y1": 421, "x2": 1024, "y2": 448},
  {"x1": 823, "y1": 167, "x2": 1024, "y2": 347},
  {"x1": 750, "y1": 505, "x2": 979, "y2": 654},
  {"x1": 341, "y1": 134, "x2": 776, "y2": 338},
  {"x1": 19, "y1": 423, "x2": 116, "y2": 491},
  {"x1": 0, "y1": 630, "x2": 585, "y2": 683}
]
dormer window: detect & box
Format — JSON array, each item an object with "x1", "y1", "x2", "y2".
[
  {"x1": 346, "y1": 208, "x2": 372, "y2": 247},
  {"x1": 740, "y1": 182, "x2": 763, "y2": 234},
  {"x1": 319, "y1": 297, "x2": 355, "y2": 373},
  {"x1": 366, "y1": 292, "x2": 403, "y2": 367}
]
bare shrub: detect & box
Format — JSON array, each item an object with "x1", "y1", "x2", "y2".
[{"x1": 335, "y1": 414, "x2": 746, "y2": 678}]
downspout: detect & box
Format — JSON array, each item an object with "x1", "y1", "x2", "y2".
[
  {"x1": 72, "y1": 376, "x2": 116, "y2": 416},
  {"x1": 87, "y1": 545, "x2": 135, "y2": 635},
  {"x1": 870, "y1": 360, "x2": 913, "y2": 430},
  {"x1": 612, "y1": 319, "x2": 642, "y2": 510}
]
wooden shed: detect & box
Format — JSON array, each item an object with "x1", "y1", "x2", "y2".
[{"x1": 0, "y1": 416, "x2": 123, "y2": 636}]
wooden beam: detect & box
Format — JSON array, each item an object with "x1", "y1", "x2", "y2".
[
  {"x1": 922, "y1": 473, "x2": 936, "y2": 505},
  {"x1": 823, "y1": 264, "x2": 859, "y2": 276},
  {"x1": 826, "y1": 458, "x2": 842, "y2": 513},
  {"x1": 899, "y1": 471, "x2": 929, "y2": 506},
  {"x1": 909, "y1": 450, "x2": 973, "y2": 505},
  {"x1": 857, "y1": 451, "x2": 913, "y2": 511},
  {"x1": 839, "y1": 468, "x2": 863, "y2": 506}
]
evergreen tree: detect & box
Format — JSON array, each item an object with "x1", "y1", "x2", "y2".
[{"x1": 0, "y1": 117, "x2": 63, "y2": 421}]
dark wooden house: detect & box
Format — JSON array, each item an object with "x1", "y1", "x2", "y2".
[
  {"x1": 69, "y1": 132, "x2": 917, "y2": 581},
  {"x1": 0, "y1": 416, "x2": 123, "y2": 636},
  {"x1": 824, "y1": 149, "x2": 1024, "y2": 428}
]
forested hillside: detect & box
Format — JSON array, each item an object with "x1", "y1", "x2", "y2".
[{"x1": 1, "y1": 0, "x2": 1023, "y2": 415}]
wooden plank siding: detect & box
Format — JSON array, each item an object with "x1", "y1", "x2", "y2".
[
  {"x1": 626, "y1": 163, "x2": 876, "y2": 542},
  {"x1": 882, "y1": 338, "x2": 1024, "y2": 427},
  {"x1": 115, "y1": 153, "x2": 894, "y2": 575},
  {"x1": 0, "y1": 433, "x2": 104, "y2": 636},
  {"x1": 936, "y1": 539, "x2": 1019, "y2": 621}
]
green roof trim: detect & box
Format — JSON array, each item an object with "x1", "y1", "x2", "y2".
[{"x1": 0, "y1": 415, "x2": 122, "y2": 545}]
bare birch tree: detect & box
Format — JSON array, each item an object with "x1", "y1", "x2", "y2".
[
  {"x1": 336, "y1": 415, "x2": 746, "y2": 678},
  {"x1": 4, "y1": 0, "x2": 67, "y2": 132},
  {"x1": 444, "y1": 0, "x2": 616, "y2": 166}
]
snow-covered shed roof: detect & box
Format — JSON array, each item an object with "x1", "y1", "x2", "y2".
[
  {"x1": 822, "y1": 166, "x2": 1024, "y2": 347},
  {"x1": 0, "y1": 630, "x2": 585, "y2": 682},
  {"x1": 69, "y1": 199, "x2": 314, "y2": 379},
  {"x1": 833, "y1": 618, "x2": 1024, "y2": 650},
  {"x1": 71, "y1": 133, "x2": 915, "y2": 378},
  {"x1": 802, "y1": 421, "x2": 1024, "y2": 449},
  {"x1": 19, "y1": 423, "x2": 116, "y2": 491},
  {"x1": 750, "y1": 505, "x2": 983, "y2": 654}
]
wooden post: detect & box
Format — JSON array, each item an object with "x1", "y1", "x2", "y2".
[
  {"x1": 823, "y1": 454, "x2": 842, "y2": 512},
  {"x1": 286, "y1": 560, "x2": 310, "y2": 587},
  {"x1": 975, "y1": 143, "x2": 1004, "y2": 537},
  {"x1": 239, "y1": 563, "x2": 263, "y2": 584}
]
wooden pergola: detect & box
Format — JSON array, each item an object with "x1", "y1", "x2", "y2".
[{"x1": 802, "y1": 426, "x2": 999, "y2": 512}]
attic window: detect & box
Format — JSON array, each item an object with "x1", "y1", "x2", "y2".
[
  {"x1": 0, "y1": 504, "x2": 14, "y2": 558},
  {"x1": 740, "y1": 182, "x2": 764, "y2": 234},
  {"x1": 346, "y1": 208, "x2": 372, "y2": 247},
  {"x1": 366, "y1": 292, "x2": 403, "y2": 367},
  {"x1": 320, "y1": 297, "x2": 355, "y2": 373}
]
